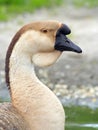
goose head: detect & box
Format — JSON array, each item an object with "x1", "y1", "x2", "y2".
[
  {"x1": 7, "y1": 21, "x2": 82, "y2": 68},
  {"x1": 32, "y1": 21, "x2": 82, "y2": 66}
]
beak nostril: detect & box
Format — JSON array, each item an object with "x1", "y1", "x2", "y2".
[
  {"x1": 64, "y1": 38, "x2": 69, "y2": 43},
  {"x1": 63, "y1": 35, "x2": 70, "y2": 44}
]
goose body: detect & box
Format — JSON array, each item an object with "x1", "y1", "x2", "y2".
[{"x1": 0, "y1": 21, "x2": 82, "y2": 130}]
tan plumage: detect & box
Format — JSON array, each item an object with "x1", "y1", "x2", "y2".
[
  {"x1": 0, "y1": 20, "x2": 82, "y2": 130},
  {"x1": 0, "y1": 103, "x2": 28, "y2": 130}
]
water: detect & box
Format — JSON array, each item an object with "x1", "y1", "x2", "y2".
[
  {"x1": 66, "y1": 123, "x2": 98, "y2": 129},
  {"x1": 79, "y1": 123, "x2": 98, "y2": 128}
]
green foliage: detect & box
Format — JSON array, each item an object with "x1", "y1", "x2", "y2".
[
  {"x1": 64, "y1": 106, "x2": 98, "y2": 123},
  {"x1": 0, "y1": 0, "x2": 61, "y2": 6},
  {"x1": 0, "y1": 0, "x2": 62, "y2": 21},
  {"x1": 64, "y1": 106, "x2": 98, "y2": 130},
  {"x1": 72, "y1": 0, "x2": 98, "y2": 8},
  {"x1": 0, "y1": 0, "x2": 98, "y2": 21}
]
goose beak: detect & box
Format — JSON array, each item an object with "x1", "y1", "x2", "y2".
[{"x1": 55, "y1": 24, "x2": 82, "y2": 53}]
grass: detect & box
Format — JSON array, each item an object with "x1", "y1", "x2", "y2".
[
  {"x1": 0, "y1": 0, "x2": 98, "y2": 21},
  {"x1": 72, "y1": 0, "x2": 98, "y2": 8},
  {"x1": 64, "y1": 106, "x2": 98, "y2": 130},
  {"x1": 64, "y1": 106, "x2": 98, "y2": 123},
  {"x1": 0, "y1": 0, "x2": 62, "y2": 21}
]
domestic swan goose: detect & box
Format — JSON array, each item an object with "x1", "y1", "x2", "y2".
[{"x1": 0, "y1": 21, "x2": 82, "y2": 130}]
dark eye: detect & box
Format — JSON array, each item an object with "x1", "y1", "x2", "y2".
[{"x1": 41, "y1": 29, "x2": 48, "y2": 33}]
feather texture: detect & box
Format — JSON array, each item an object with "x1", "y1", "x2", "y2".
[{"x1": 0, "y1": 103, "x2": 28, "y2": 130}]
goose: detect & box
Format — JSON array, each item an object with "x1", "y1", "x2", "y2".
[{"x1": 0, "y1": 20, "x2": 82, "y2": 130}]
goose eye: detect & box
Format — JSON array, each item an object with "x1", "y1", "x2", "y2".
[{"x1": 41, "y1": 29, "x2": 48, "y2": 33}]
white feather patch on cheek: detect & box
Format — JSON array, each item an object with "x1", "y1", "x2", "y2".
[{"x1": 32, "y1": 51, "x2": 62, "y2": 67}]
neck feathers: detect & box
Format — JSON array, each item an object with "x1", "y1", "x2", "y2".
[
  {"x1": 5, "y1": 29, "x2": 22, "y2": 88},
  {"x1": 5, "y1": 23, "x2": 33, "y2": 88}
]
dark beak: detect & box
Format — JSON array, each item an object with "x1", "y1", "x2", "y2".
[{"x1": 54, "y1": 24, "x2": 82, "y2": 53}]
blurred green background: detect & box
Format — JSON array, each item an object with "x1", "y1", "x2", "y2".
[{"x1": 0, "y1": 0, "x2": 98, "y2": 21}]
